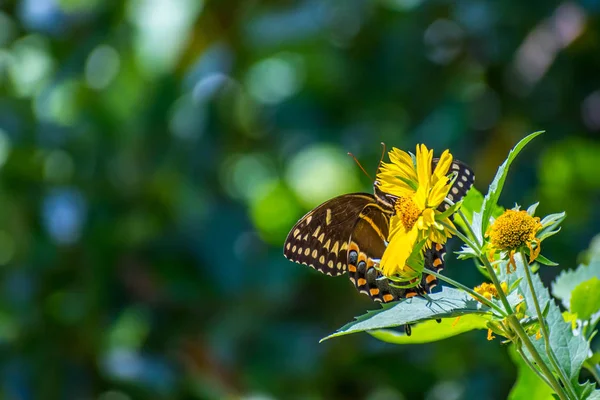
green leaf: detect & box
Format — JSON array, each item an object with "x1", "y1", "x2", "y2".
[
  {"x1": 537, "y1": 212, "x2": 566, "y2": 242},
  {"x1": 574, "y1": 381, "x2": 600, "y2": 399},
  {"x1": 368, "y1": 314, "x2": 490, "y2": 344},
  {"x1": 552, "y1": 255, "x2": 600, "y2": 309},
  {"x1": 479, "y1": 131, "x2": 544, "y2": 238},
  {"x1": 571, "y1": 277, "x2": 600, "y2": 321},
  {"x1": 455, "y1": 187, "x2": 484, "y2": 224},
  {"x1": 320, "y1": 287, "x2": 490, "y2": 341},
  {"x1": 535, "y1": 254, "x2": 559, "y2": 267},
  {"x1": 321, "y1": 286, "x2": 522, "y2": 341},
  {"x1": 587, "y1": 389, "x2": 600, "y2": 400},
  {"x1": 588, "y1": 353, "x2": 600, "y2": 366},
  {"x1": 499, "y1": 255, "x2": 589, "y2": 384},
  {"x1": 508, "y1": 344, "x2": 555, "y2": 400},
  {"x1": 526, "y1": 202, "x2": 540, "y2": 216}
]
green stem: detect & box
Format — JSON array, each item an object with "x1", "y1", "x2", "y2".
[
  {"x1": 457, "y1": 208, "x2": 482, "y2": 248},
  {"x1": 422, "y1": 267, "x2": 506, "y2": 316},
  {"x1": 515, "y1": 345, "x2": 554, "y2": 389},
  {"x1": 519, "y1": 250, "x2": 578, "y2": 400},
  {"x1": 440, "y1": 220, "x2": 480, "y2": 253},
  {"x1": 479, "y1": 255, "x2": 514, "y2": 315},
  {"x1": 507, "y1": 315, "x2": 571, "y2": 400}
]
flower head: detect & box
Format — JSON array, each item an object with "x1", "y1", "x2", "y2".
[
  {"x1": 472, "y1": 281, "x2": 507, "y2": 302},
  {"x1": 377, "y1": 144, "x2": 455, "y2": 278},
  {"x1": 487, "y1": 209, "x2": 542, "y2": 272}
]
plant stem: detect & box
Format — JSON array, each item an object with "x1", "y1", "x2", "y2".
[
  {"x1": 457, "y1": 208, "x2": 482, "y2": 247},
  {"x1": 422, "y1": 267, "x2": 506, "y2": 316},
  {"x1": 515, "y1": 345, "x2": 554, "y2": 389},
  {"x1": 440, "y1": 199, "x2": 572, "y2": 398},
  {"x1": 507, "y1": 314, "x2": 571, "y2": 400},
  {"x1": 519, "y1": 250, "x2": 578, "y2": 400},
  {"x1": 440, "y1": 220, "x2": 480, "y2": 253},
  {"x1": 479, "y1": 255, "x2": 514, "y2": 315}
]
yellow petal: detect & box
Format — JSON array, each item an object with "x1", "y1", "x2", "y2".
[
  {"x1": 388, "y1": 148, "x2": 417, "y2": 180},
  {"x1": 387, "y1": 214, "x2": 404, "y2": 240},
  {"x1": 432, "y1": 149, "x2": 453, "y2": 185},
  {"x1": 421, "y1": 208, "x2": 435, "y2": 226},
  {"x1": 428, "y1": 178, "x2": 451, "y2": 208},
  {"x1": 414, "y1": 184, "x2": 428, "y2": 210},
  {"x1": 381, "y1": 226, "x2": 419, "y2": 277},
  {"x1": 416, "y1": 144, "x2": 432, "y2": 192}
]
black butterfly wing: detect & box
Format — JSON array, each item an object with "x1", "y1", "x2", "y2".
[
  {"x1": 443, "y1": 159, "x2": 475, "y2": 211},
  {"x1": 374, "y1": 158, "x2": 475, "y2": 212},
  {"x1": 347, "y1": 204, "x2": 447, "y2": 303},
  {"x1": 283, "y1": 193, "x2": 377, "y2": 276}
]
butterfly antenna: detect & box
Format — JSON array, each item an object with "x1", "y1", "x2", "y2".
[
  {"x1": 347, "y1": 152, "x2": 373, "y2": 181},
  {"x1": 377, "y1": 142, "x2": 386, "y2": 170}
]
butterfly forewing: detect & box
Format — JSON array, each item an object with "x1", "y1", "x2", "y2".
[{"x1": 283, "y1": 193, "x2": 378, "y2": 276}]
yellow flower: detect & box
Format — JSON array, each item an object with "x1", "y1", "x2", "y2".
[
  {"x1": 472, "y1": 281, "x2": 508, "y2": 302},
  {"x1": 487, "y1": 209, "x2": 542, "y2": 273},
  {"x1": 377, "y1": 144, "x2": 455, "y2": 278}
]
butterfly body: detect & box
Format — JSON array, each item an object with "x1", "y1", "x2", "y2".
[{"x1": 283, "y1": 157, "x2": 474, "y2": 303}]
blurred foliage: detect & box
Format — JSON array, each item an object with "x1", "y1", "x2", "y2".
[{"x1": 1, "y1": 0, "x2": 600, "y2": 399}]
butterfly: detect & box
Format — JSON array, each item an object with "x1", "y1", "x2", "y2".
[{"x1": 283, "y1": 154, "x2": 474, "y2": 304}]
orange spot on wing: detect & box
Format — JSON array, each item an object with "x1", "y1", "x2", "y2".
[
  {"x1": 382, "y1": 294, "x2": 395, "y2": 302},
  {"x1": 357, "y1": 278, "x2": 367, "y2": 286}
]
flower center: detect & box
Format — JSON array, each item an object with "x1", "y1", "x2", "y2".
[
  {"x1": 489, "y1": 210, "x2": 541, "y2": 251},
  {"x1": 395, "y1": 196, "x2": 420, "y2": 231}
]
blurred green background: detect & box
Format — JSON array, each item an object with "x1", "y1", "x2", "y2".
[{"x1": 1, "y1": 0, "x2": 600, "y2": 399}]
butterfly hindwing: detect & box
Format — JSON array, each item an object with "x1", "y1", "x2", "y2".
[
  {"x1": 346, "y1": 203, "x2": 394, "y2": 302},
  {"x1": 283, "y1": 193, "x2": 378, "y2": 276},
  {"x1": 375, "y1": 159, "x2": 475, "y2": 213},
  {"x1": 439, "y1": 159, "x2": 475, "y2": 211}
]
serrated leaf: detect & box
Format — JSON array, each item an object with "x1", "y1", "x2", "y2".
[
  {"x1": 508, "y1": 344, "x2": 555, "y2": 400},
  {"x1": 480, "y1": 131, "x2": 544, "y2": 237},
  {"x1": 368, "y1": 314, "x2": 490, "y2": 344},
  {"x1": 571, "y1": 278, "x2": 600, "y2": 321},
  {"x1": 574, "y1": 381, "x2": 599, "y2": 399},
  {"x1": 498, "y1": 256, "x2": 589, "y2": 384},
  {"x1": 552, "y1": 256, "x2": 600, "y2": 308},
  {"x1": 321, "y1": 287, "x2": 490, "y2": 341},
  {"x1": 587, "y1": 389, "x2": 600, "y2": 400},
  {"x1": 530, "y1": 301, "x2": 589, "y2": 383},
  {"x1": 322, "y1": 286, "x2": 523, "y2": 342}
]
